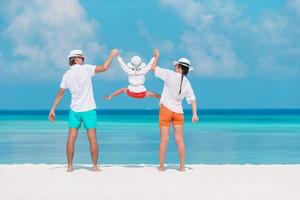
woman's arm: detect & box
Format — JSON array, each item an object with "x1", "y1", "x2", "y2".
[
  {"x1": 49, "y1": 88, "x2": 65, "y2": 122},
  {"x1": 95, "y1": 49, "x2": 119, "y2": 73},
  {"x1": 151, "y1": 49, "x2": 159, "y2": 71},
  {"x1": 191, "y1": 100, "x2": 199, "y2": 123}
]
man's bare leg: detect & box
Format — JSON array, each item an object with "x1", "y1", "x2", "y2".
[
  {"x1": 146, "y1": 91, "x2": 161, "y2": 99},
  {"x1": 174, "y1": 125, "x2": 185, "y2": 171},
  {"x1": 104, "y1": 88, "x2": 127, "y2": 100},
  {"x1": 66, "y1": 128, "x2": 78, "y2": 172},
  {"x1": 87, "y1": 128, "x2": 100, "y2": 171},
  {"x1": 159, "y1": 127, "x2": 170, "y2": 171}
]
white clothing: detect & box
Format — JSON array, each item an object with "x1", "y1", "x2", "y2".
[
  {"x1": 155, "y1": 67, "x2": 196, "y2": 113},
  {"x1": 117, "y1": 56, "x2": 154, "y2": 93},
  {"x1": 60, "y1": 64, "x2": 96, "y2": 112}
]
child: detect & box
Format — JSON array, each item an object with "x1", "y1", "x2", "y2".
[
  {"x1": 151, "y1": 49, "x2": 199, "y2": 171},
  {"x1": 48, "y1": 49, "x2": 119, "y2": 172},
  {"x1": 104, "y1": 54, "x2": 160, "y2": 100}
]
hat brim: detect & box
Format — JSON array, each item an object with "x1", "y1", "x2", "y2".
[
  {"x1": 68, "y1": 54, "x2": 85, "y2": 59},
  {"x1": 173, "y1": 61, "x2": 194, "y2": 71}
]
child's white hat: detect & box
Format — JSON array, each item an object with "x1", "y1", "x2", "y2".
[
  {"x1": 173, "y1": 57, "x2": 193, "y2": 71},
  {"x1": 131, "y1": 56, "x2": 142, "y2": 65},
  {"x1": 68, "y1": 49, "x2": 85, "y2": 59}
]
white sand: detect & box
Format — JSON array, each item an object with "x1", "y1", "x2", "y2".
[{"x1": 1, "y1": 164, "x2": 300, "y2": 200}]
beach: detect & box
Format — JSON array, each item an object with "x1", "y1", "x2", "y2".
[
  {"x1": 1, "y1": 164, "x2": 300, "y2": 200},
  {"x1": 1, "y1": 110, "x2": 300, "y2": 199}
]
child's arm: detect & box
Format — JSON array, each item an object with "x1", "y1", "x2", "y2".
[
  {"x1": 139, "y1": 57, "x2": 155, "y2": 74},
  {"x1": 151, "y1": 48, "x2": 159, "y2": 71},
  {"x1": 191, "y1": 100, "x2": 199, "y2": 123},
  {"x1": 117, "y1": 56, "x2": 131, "y2": 73},
  {"x1": 95, "y1": 49, "x2": 119, "y2": 73},
  {"x1": 49, "y1": 88, "x2": 65, "y2": 122}
]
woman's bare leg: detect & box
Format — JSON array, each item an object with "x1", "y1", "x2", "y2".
[
  {"x1": 159, "y1": 127, "x2": 170, "y2": 171},
  {"x1": 66, "y1": 128, "x2": 78, "y2": 172},
  {"x1": 146, "y1": 91, "x2": 161, "y2": 99},
  {"x1": 104, "y1": 88, "x2": 127, "y2": 100},
  {"x1": 174, "y1": 125, "x2": 185, "y2": 171}
]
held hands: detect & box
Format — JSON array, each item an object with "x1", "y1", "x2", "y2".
[
  {"x1": 192, "y1": 115, "x2": 199, "y2": 123},
  {"x1": 110, "y1": 49, "x2": 119, "y2": 58},
  {"x1": 153, "y1": 48, "x2": 159, "y2": 58},
  {"x1": 48, "y1": 110, "x2": 56, "y2": 122}
]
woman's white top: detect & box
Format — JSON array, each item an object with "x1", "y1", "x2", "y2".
[{"x1": 155, "y1": 66, "x2": 196, "y2": 114}]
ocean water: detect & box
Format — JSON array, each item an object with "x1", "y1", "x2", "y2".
[{"x1": 0, "y1": 109, "x2": 300, "y2": 164}]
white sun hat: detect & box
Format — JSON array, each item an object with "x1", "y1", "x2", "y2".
[
  {"x1": 68, "y1": 49, "x2": 85, "y2": 59},
  {"x1": 173, "y1": 57, "x2": 193, "y2": 71},
  {"x1": 131, "y1": 56, "x2": 142, "y2": 65}
]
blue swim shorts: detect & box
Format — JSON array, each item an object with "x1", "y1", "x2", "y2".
[{"x1": 68, "y1": 109, "x2": 97, "y2": 129}]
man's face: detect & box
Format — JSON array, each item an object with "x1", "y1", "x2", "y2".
[{"x1": 74, "y1": 57, "x2": 84, "y2": 65}]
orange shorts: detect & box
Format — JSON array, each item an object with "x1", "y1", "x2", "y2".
[
  {"x1": 159, "y1": 104, "x2": 184, "y2": 127},
  {"x1": 127, "y1": 90, "x2": 147, "y2": 99}
]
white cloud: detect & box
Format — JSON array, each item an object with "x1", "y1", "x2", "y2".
[
  {"x1": 289, "y1": 0, "x2": 300, "y2": 14},
  {"x1": 257, "y1": 57, "x2": 300, "y2": 78},
  {"x1": 160, "y1": 0, "x2": 241, "y2": 31},
  {"x1": 160, "y1": 0, "x2": 300, "y2": 78},
  {"x1": 137, "y1": 21, "x2": 175, "y2": 56},
  {"x1": 2, "y1": 0, "x2": 106, "y2": 80},
  {"x1": 160, "y1": 0, "x2": 246, "y2": 77},
  {"x1": 180, "y1": 31, "x2": 246, "y2": 77}
]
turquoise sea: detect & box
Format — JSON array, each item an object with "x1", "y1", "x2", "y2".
[{"x1": 1, "y1": 109, "x2": 300, "y2": 164}]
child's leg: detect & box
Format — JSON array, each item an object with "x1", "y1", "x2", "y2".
[
  {"x1": 146, "y1": 91, "x2": 161, "y2": 99},
  {"x1": 159, "y1": 127, "x2": 170, "y2": 171},
  {"x1": 66, "y1": 128, "x2": 78, "y2": 172},
  {"x1": 104, "y1": 88, "x2": 127, "y2": 100},
  {"x1": 87, "y1": 128, "x2": 100, "y2": 171},
  {"x1": 173, "y1": 125, "x2": 185, "y2": 171}
]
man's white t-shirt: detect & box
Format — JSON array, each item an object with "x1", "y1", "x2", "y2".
[
  {"x1": 155, "y1": 67, "x2": 196, "y2": 114},
  {"x1": 60, "y1": 64, "x2": 96, "y2": 112}
]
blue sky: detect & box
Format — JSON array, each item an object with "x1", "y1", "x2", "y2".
[{"x1": 0, "y1": 0, "x2": 299, "y2": 110}]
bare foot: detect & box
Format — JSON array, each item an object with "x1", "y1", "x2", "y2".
[
  {"x1": 92, "y1": 165, "x2": 101, "y2": 172},
  {"x1": 179, "y1": 167, "x2": 185, "y2": 172},
  {"x1": 155, "y1": 94, "x2": 161, "y2": 99},
  {"x1": 158, "y1": 166, "x2": 165, "y2": 172},
  {"x1": 66, "y1": 165, "x2": 74, "y2": 172},
  {"x1": 104, "y1": 96, "x2": 112, "y2": 100}
]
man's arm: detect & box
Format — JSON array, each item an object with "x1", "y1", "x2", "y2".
[
  {"x1": 151, "y1": 49, "x2": 159, "y2": 71},
  {"x1": 49, "y1": 88, "x2": 65, "y2": 122},
  {"x1": 95, "y1": 49, "x2": 119, "y2": 73}
]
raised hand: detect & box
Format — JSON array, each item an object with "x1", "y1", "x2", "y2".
[
  {"x1": 153, "y1": 48, "x2": 159, "y2": 58},
  {"x1": 110, "y1": 49, "x2": 119, "y2": 58}
]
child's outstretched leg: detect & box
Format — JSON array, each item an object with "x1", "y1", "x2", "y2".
[
  {"x1": 104, "y1": 88, "x2": 127, "y2": 100},
  {"x1": 66, "y1": 128, "x2": 78, "y2": 172},
  {"x1": 146, "y1": 91, "x2": 161, "y2": 99}
]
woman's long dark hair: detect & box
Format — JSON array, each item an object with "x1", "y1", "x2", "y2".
[{"x1": 178, "y1": 64, "x2": 189, "y2": 95}]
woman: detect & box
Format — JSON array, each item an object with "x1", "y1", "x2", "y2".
[{"x1": 151, "y1": 49, "x2": 199, "y2": 171}]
